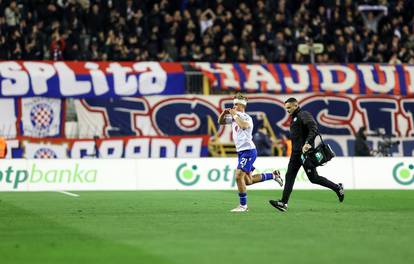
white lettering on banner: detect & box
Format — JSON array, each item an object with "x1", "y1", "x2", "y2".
[
  {"x1": 0, "y1": 61, "x2": 29, "y2": 96},
  {"x1": 404, "y1": 65, "x2": 414, "y2": 94},
  {"x1": 107, "y1": 63, "x2": 138, "y2": 96},
  {"x1": 84, "y1": 62, "x2": 110, "y2": 96},
  {"x1": 284, "y1": 65, "x2": 310, "y2": 92},
  {"x1": 23, "y1": 62, "x2": 56, "y2": 95},
  {"x1": 125, "y1": 138, "x2": 150, "y2": 158},
  {"x1": 175, "y1": 113, "x2": 200, "y2": 132},
  {"x1": 67, "y1": 138, "x2": 204, "y2": 158},
  {"x1": 71, "y1": 141, "x2": 96, "y2": 158},
  {"x1": 133, "y1": 62, "x2": 167, "y2": 95},
  {"x1": 318, "y1": 65, "x2": 356, "y2": 92},
  {"x1": 176, "y1": 138, "x2": 203, "y2": 158},
  {"x1": 401, "y1": 98, "x2": 414, "y2": 137},
  {"x1": 244, "y1": 65, "x2": 281, "y2": 91},
  {"x1": 215, "y1": 64, "x2": 240, "y2": 88},
  {"x1": 357, "y1": 65, "x2": 395, "y2": 93},
  {"x1": 99, "y1": 140, "x2": 124, "y2": 158},
  {"x1": 151, "y1": 139, "x2": 176, "y2": 158},
  {"x1": 55, "y1": 62, "x2": 91, "y2": 96}
]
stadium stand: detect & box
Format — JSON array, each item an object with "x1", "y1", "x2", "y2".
[{"x1": 0, "y1": 0, "x2": 413, "y2": 63}]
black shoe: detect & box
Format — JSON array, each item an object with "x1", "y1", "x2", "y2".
[
  {"x1": 336, "y1": 183, "x2": 344, "y2": 202},
  {"x1": 269, "y1": 200, "x2": 288, "y2": 212}
]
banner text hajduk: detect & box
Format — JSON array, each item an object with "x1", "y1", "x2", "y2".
[{"x1": 194, "y1": 63, "x2": 414, "y2": 95}]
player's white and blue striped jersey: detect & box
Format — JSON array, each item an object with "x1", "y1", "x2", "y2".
[{"x1": 225, "y1": 112, "x2": 256, "y2": 152}]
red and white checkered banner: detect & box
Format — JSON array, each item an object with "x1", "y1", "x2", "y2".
[{"x1": 20, "y1": 97, "x2": 64, "y2": 137}]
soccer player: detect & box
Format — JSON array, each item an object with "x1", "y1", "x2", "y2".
[
  {"x1": 218, "y1": 93, "x2": 283, "y2": 212},
  {"x1": 269, "y1": 97, "x2": 344, "y2": 212}
]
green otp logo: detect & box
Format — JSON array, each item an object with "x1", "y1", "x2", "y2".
[
  {"x1": 392, "y1": 162, "x2": 414, "y2": 185},
  {"x1": 175, "y1": 163, "x2": 306, "y2": 187},
  {"x1": 176, "y1": 163, "x2": 200, "y2": 186},
  {"x1": 175, "y1": 163, "x2": 236, "y2": 187}
]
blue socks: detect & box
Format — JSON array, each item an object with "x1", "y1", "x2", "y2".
[
  {"x1": 261, "y1": 173, "x2": 273, "y2": 182},
  {"x1": 239, "y1": 193, "x2": 247, "y2": 206},
  {"x1": 238, "y1": 173, "x2": 273, "y2": 206}
]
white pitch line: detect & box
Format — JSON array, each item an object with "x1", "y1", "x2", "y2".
[{"x1": 57, "y1": 191, "x2": 80, "y2": 197}]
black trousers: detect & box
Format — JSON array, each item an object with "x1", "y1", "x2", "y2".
[{"x1": 281, "y1": 152, "x2": 339, "y2": 204}]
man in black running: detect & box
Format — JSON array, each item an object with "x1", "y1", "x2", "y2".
[{"x1": 269, "y1": 97, "x2": 344, "y2": 212}]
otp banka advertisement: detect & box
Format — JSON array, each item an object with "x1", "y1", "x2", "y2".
[
  {"x1": 0, "y1": 159, "x2": 136, "y2": 191},
  {"x1": 1, "y1": 158, "x2": 413, "y2": 191},
  {"x1": 0, "y1": 160, "x2": 97, "y2": 191}
]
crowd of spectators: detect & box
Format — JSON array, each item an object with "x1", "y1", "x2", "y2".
[{"x1": 1, "y1": 0, "x2": 414, "y2": 63}]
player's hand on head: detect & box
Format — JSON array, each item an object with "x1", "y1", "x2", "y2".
[{"x1": 229, "y1": 109, "x2": 236, "y2": 115}]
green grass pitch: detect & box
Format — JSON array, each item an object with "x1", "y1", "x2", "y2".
[{"x1": 1, "y1": 190, "x2": 413, "y2": 264}]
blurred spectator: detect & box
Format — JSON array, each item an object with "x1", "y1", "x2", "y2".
[
  {"x1": 199, "y1": 8, "x2": 216, "y2": 36},
  {"x1": 354, "y1": 126, "x2": 371, "y2": 156},
  {"x1": 50, "y1": 31, "x2": 65, "y2": 61},
  {"x1": 88, "y1": 4, "x2": 105, "y2": 36},
  {"x1": 4, "y1": 0, "x2": 20, "y2": 27},
  {"x1": 277, "y1": 134, "x2": 292, "y2": 157},
  {"x1": 0, "y1": 0, "x2": 413, "y2": 63},
  {"x1": 253, "y1": 125, "x2": 273, "y2": 157},
  {"x1": 360, "y1": 10, "x2": 386, "y2": 33}
]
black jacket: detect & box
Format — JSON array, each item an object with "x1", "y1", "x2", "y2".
[
  {"x1": 289, "y1": 107, "x2": 318, "y2": 154},
  {"x1": 354, "y1": 128, "x2": 371, "y2": 156}
]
